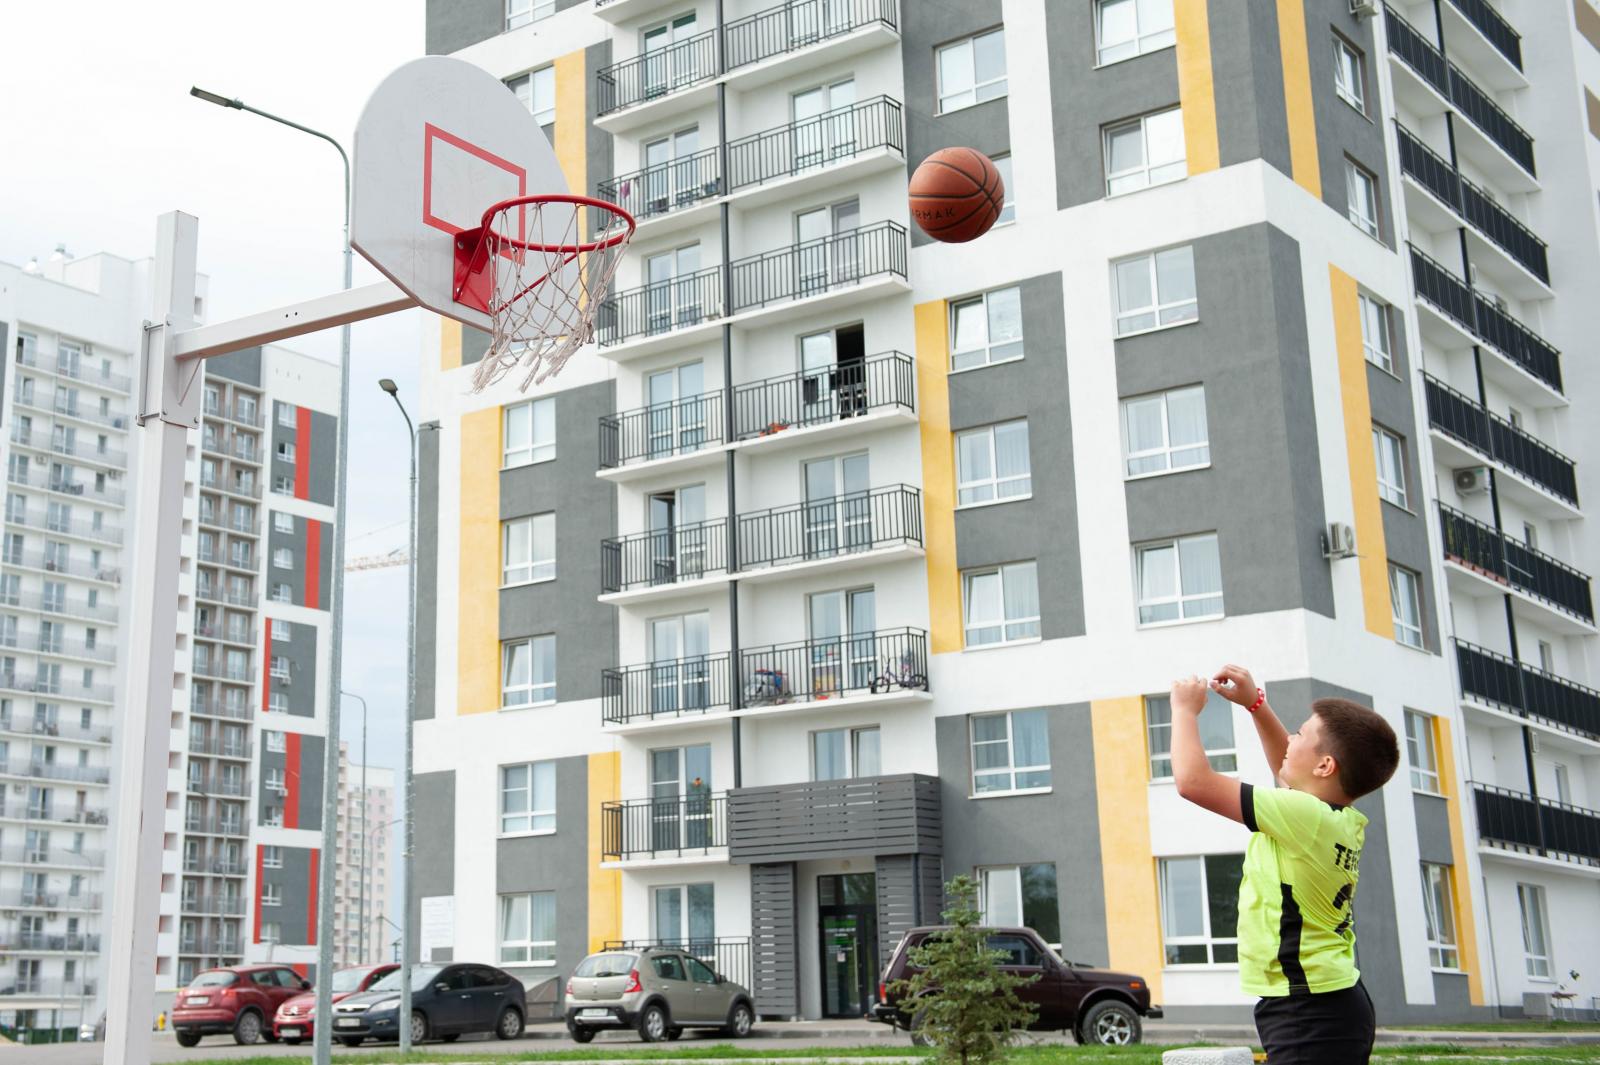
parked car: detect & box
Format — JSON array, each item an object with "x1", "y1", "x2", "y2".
[
  {"x1": 329, "y1": 962, "x2": 526, "y2": 1046},
  {"x1": 171, "y1": 965, "x2": 311, "y2": 1046},
  {"x1": 273, "y1": 963, "x2": 398, "y2": 1044},
  {"x1": 564, "y1": 945, "x2": 756, "y2": 1043},
  {"x1": 870, "y1": 926, "x2": 1162, "y2": 1046}
]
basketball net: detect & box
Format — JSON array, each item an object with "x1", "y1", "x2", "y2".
[{"x1": 468, "y1": 198, "x2": 633, "y2": 393}]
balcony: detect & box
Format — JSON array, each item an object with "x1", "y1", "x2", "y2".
[
  {"x1": 0, "y1": 933, "x2": 99, "y2": 953},
  {"x1": 1385, "y1": 6, "x2": 1535, "y2": 185},
  {"x1": 1455, "y1": 639, "x2": 1600, "y2": 742},
  {"x1": 601, "y1": 518, "x2": 729, "y2": 599},
  {"x1": 595, "y1": 30, "x2": 718, "y2": 123},
  {"x1": 0, "y1": 630, "x2": 117, "y2": 665},
  {"x1": 601, "y1": 793, "x2": 728, "y2": 865},
  {"x1": 0, "y1": 979, "x2": 97, "y2": 1001},
  {"x1": 0, "y1": 760, "x2": 111, "y2": 786},
  {"x1": 596, "y1": 268, "x2": 723, "y2": 351},
  {"x1": 5, "y1": 508, "x2": 122, "y2": 546},
  {"x1": 599, "y1": 147, "x2": 722, "y2": 232},
  {"x1": 181, "y1": 895, "x2": 248, "y2": 916},
  {"x1": 15, "y1": 348, "x2": 133, "y2": 393},
  {"x1": 727, "y1": 773, "x2": 940, "y2": 864},
  {"x1": 724, "y1": 0, "x2": 898, "y2": 79},
  {"x1": 178, "y1": 936, "x2": 243, "y2": 957},
  {"x1": 1423, "y1": 373, "x2": 1577, "y2": 513},
  {"x1": 7, "y1": 427, "x2": 128, "y2": 469},
  {"x1": 205, "y1": 401, "x2": 265, "y2": 429},
  {"x1": 181, "y1": 855, "x2": 249, "y2": 876},
  {"x1": 5, "y1": 466, "x2": 126, "y2": 508},
  {"x1": 738, "y1": 626, "x2": 928, "y2": 715},
  {"x1": 0, "y1": 844, "x2": 103, "y2": 868},
  {"x1": 2, "y1": 804, "x2": 109, "y2": 827},
  {"x1": 186, "y1": 773, "x2": 252, "y2": 798},
  {"x1": 0, "y1": 889, "x2": 103, "y2": 911},
  {"x1": 0, "y1": 589, "x2": 118, "y2": 625},
  {"x1": 195, "y1": 586, "x2": 259, "y2": 610},
  {"x1": 733, "y1": 350, "x2": 916, "y2": 445},
  {"x1": 0, "y1": 716, "x2": 111, "y2": 745},
  {"x1": 1474, "y1": 782, "x2": 1600, "y2": 868},
  {"x1": 603, "y1": 653, "x2": 733, "y2": 727},
  {"x1": 599, "y1": 391, "x2": 726, "y2": 478},
  {"x1": 194, "y1": 622, "x2": 258, "y2": 648},
  {"x1": 730, "y1": 220, "x2": 908, "y2": 315},
  {"x1": 1440, "y1": 0, "x2": 1524, "y2": 87},
  {"x1": 604, "y1": 937, "x2": 751, "y2": 990},
  {"x1": 193, "y1": 659, "x2": 254, "y2": 683},
  {"x1": 184, "y1": 815, "x2": 250, "y2": 837},
  {"x1": 1438, "y1": 502, "x2": 1595, "y2": 628},
  {"x1": 0, "y1": 672, "x2": 114, "y2": 703},
  {"x1": 738, "y1": 485, "x2": 922, "y2": 581},
  {"x1": 1408, "y1": 244, "x2": 1561, "y2": 399},
  {"x1": 1395, "y1": 125, "x2": 1547, "y2": 294},
  {"x1": 189, "y1": 699, "x2": 253, "y2": 722},
  {"x1": 188, "y1": 737, "x2": 254, "y2": 760},
  {"x1": 4, "y1": 549, "x2": 121, "y2": 585}
]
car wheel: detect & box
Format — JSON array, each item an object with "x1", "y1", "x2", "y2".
[
  {"x1": 232, "y1": 1010, "x2": 263, "y2": 1045},
  {"x1": 725, "y1": 1002, "x2": 754, "y2": 1039},
  {"x1": 909, "y1": 1008, "x2": 932, "y2": 1048},
  {"x1": 497, "y1": 1008, "x2": 524, "y2": 1040},
  {"x1": 410, "y1": 1010, "x2": 430, "y2": 1045},
  {"x1": 567, "y1": 1025, "x2": 596, "y2": 1044},
  {"x1": 338, "y1": 1037, "x2": 364, "y2": 1048},
  {"x1": 637, "y1": 1003, "x2": 669, "y2": 1043},
  {"x1": 1080, "y1": 1000, "x2": 1141, "y2": 1046},
  {"x1": 442, "y1": 1033, "x2": 461, "y2": 1043},
  {"x1": 175, "y1": 1031, "x2": 202, "y2": 1048}
]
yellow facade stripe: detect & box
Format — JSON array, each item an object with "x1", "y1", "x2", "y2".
[
  {"x1": 1277, "y1": 0, "x2": 1321, "y2": 197},
  {"x1": 587, "y1": 752, "x2": 622, "y2": 954},
  {"x1": 440, "y1": 318, "x2": 463, "y2": 373},
  {"x1": 1174, "y1": 0, "x2": 1220, "y2": 175},
  {"x1": 1329, "y1": 266, "x2": 1392, "y2": 639},
  {"x1": 1433, "y1": 717, "x2": 1484, "y2": 1005},
  {"x1": 553, "y1": 49, "x2": 587, "y2": 196},
  {"x1": 914, "y1": 300, "x2": 961, "y2": 655},
  {"x1": 457, "y1": 407, "x2": 501, "y2": 715},
  {"x1": 1091, "y1": 697, "x2": 1165, "y2": 1003}
]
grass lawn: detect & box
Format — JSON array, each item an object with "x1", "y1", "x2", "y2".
[{"x1": 1393, "y1": 1021, "x2": 1600, "y2": 1033}]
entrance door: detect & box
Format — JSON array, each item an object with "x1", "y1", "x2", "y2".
[{"x1": 817, "y1": 873, "x2": 877, "y2": 1017}]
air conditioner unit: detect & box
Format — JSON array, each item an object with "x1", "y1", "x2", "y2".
[
  {"x1": 1454, "y1": 465, "x2": 1492, "y2": 495},
  {"x1": 1468, "y1": 262, "x2": 1480, "y2": 287},
  {"x1": 1350, "y1": 0, "x2": 1378, "y2": 16},
  {"x1": 1323, "y1": 522, "x2": 1357, "y2": 559}
]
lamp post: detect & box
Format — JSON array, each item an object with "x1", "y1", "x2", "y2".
[
  {"x1": 190, "y1": 86, "x2": 354, "y2": 1065},
  {"x1": 340, "y1": 690, "x2": 369, "y2": 965}
]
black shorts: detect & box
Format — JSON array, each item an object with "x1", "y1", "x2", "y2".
[{"x1": 1254, "y1": 981, "x2": 1375, "y2": 1065}]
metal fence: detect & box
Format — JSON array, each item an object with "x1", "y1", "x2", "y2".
[
  {"x1": 737, "y1": 485, "x2": 922, "y2": 573},
  {"x1": 727, "y1": 96, "x2": 902, "y2": 191},
  {"x1": 601, "y1": 794, "x2": 727, "y2": 861},
  {"x1": 1438, "y1": 503, "x2": 1594, "y2": 622},
  {"x1": 600, "y1": 391, "x2": 725, "y2": 470},
  {"x1": 1407, "y1": 243, "x2": 1562, "y2": 393},
  {"x1": 729, "y1": 221, "x2": 907, "y2": 313},
  {"x1": 1446, "y1": 0, "x2": 1521, "y2": 70},
  {"x1": 723, "y1": 0, "x2": 897, "y2": 70},
  {"x1": 602, "y1": 653, "x2": 733, "y2": 726},
  {"x1": 732, "y1": 350, "x2": 914, "y2": 441},
  {"x1": 598, "y1": 147, "x2": 722, "y2": 223},
  {"x1": 1423, "y1": 374, "x2": 1577, "y2": 504},
  {"x1": 596, "y1": 268, "x2": 724, "y2": 347},
  {"x1": 602, "y1": 937, "x2": 753, "y2": 991},
  {"x1": 602, "y1": 517, "x2": 729, "y2": 593},
  {"x1": 1455, "y1": 639, "x2": 1600, "y2": 741},
  {"x1": 596, "y1": 30, "x2": 718, "y2": 115},
  {"x1": 1474, "y1": 782, "x2": 1600, "y2": 865},
  {"x1": 739, "y1": 626, "x2": 928, "y2": 705}
]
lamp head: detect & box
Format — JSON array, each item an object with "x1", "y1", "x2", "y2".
[
  {"x1": 190, "y1": 86, "x2": 242, "y2": 109},
  {"x1": 378, "y1": 379, "x2": 399, "y2": 396}
]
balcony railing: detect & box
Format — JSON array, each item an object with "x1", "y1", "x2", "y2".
[
  {"x1": 733, "y1": 350, "x2": 915, "y2": 441},
  {"x1": 600, "y1": 391, "x2": 725, "y2": 470},
  {"x1": 6, "y1": 508, "x2": 123, "y2": 545},
  {"x1": 599, "y1": 147, "x2": 722, "y2": 224},
  {"x1": 177, "y1": 937, "x2": 243, "y2": 956},
  {"x1": 182, "y1": 856, "x2": 249, "y2": 876},
  {"x1": 1395, "y1": 125, "x2": 1547, "y2": 284},
  {"x1": 1423, "y1": 374, "x2": 1577, "y2": 505},
  {"x1": 0, "y1": 979, "x2": 97, "y2": 999},
  {"x1": 5, "y1": 467, "x2": 126, "y2": 507},
  {"x1": 724, "y1": 0, "x2": 897, "y2": 70},
  {"x1": 188, "y1": 737, "x2": 253, "y2": 760},
  {"x1": 1385, "y1": 6, "x2": 1534, "y2": 176},
  {"x1": 604, "y1": 937, "x2": 751, "y2": 991},
  {"x1": 0, "y1": 672, "x2": 114, "y2": 703},
  {"x1": 1438, "y1": 503, "x2": 1595, "y2": 623},
  {"x1": 1474, "y1": 782, "x2": 1600, "y2": 865},
  {"x1": 0, "y1": 760, "x2": 110, "y2": 785},
  {"x1": 0, "y1": 716, "x2": 111, "y2": 745},
  {"x1": 14, "y1": 348, "x2": 133, "y2": 392},
  {"x1": 731, "y1": 220, "x2": 907, "y2": 313},
  {"x1": 596, "y1": 30, "x2": 718, "y2": 115},
  {"x1": 195, "y1": 586, "x2": 259, "y2": 610},
  {"x1": 596, "y1": 268, "x2": 723, "y2": 348},
  {"x1": 603, "y1": 652, "x2": 733, "y2": 726},
  {"x1": 1446, "y1": 0, "x2": 1521, "y2": 71},
  {"x1": 727, "y1": 773, "x2": 940, "y2": 864},
  {"x1": 1408, "y1": 244, "x2": 1561, "y2": 393},
  {"x1": 181, "y1": 895, "x2": 248, "y2": 916},
  {"x1": 195, "y1": 623, "x2": 259, "y2": 647},
  {"x1": 0, "y1": 589, "x2": 119, "y2": 624},
  {"x1": 602, "y1": 517, "x2": 729, "y2": 593},
  {"x1": 0, "y1": 890, "x2": 102, "y2": 910},
  {"x1": 193, "y1": 659, "x2": 254, "y2": 683},
  {"x1": 5, "y1": 549, "x2": 121, "y2": 584},
  {"x1": 1455, "y1": 639, "x2": 1600, "y2": 741},
  {"x1": 0, "y1": 933, "x2": 99, "y2": 953},
  {"x1": 740, "y1": 626, "x2": 927, "y2": 704},
  {"x1": 184, "y1": 815, "x2": 250, "y2": 836},
  {"x1": 7, "y1": 427, "x2": 128, "y2": 468},
  {"x1": 190, "y1": 699, "x2": 253, "y2": 722},
  {"x1": 727, "y1": 95, "x2": 903, "y2": 193},
  {"x1": 738, "y1": 485, "x2": 922, "y2": 572},
  {"x1": 5, "y1": 805, "x2": 108, "y2": 827},
  {"x1": 601, "y1": 793, "x2": 727, "y2": 861}
]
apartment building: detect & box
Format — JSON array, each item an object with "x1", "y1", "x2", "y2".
[
  {"x1": 409, "y1": 0, "x2": 1600, "y2": 1023},
  {"x1": 158, "y1": 343, "x2": 341, "y2": 988},
  {"x1": 333, "y1": 743, "x2": 395, "y2": 967}
]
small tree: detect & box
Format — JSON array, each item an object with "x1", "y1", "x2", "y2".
[{"x1": 887, "y1": 875, "x2": 1038, "y2": 1065}]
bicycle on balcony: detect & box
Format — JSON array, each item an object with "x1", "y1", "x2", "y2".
[{"x1": 868, "y1": 650, "x2": 926, "y2": 694}]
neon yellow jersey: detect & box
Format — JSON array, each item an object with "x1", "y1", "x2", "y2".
[{"x1": 1238, "y1": 782, "x2": 1367, "y2": 997}]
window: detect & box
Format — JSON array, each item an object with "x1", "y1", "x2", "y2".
[
  {"x1": 508, "y1": 66, "x2": 556, "y2": 128},
  {"x1": 1537, "y1": 639, "x2": 1555, "y2": 673},
  {"x1": 1517, "y1": 883, "x2": 1551, "y2": 979},
  {"x1": 273, "y1": 513, "x2": 293, "y2": 533},
  {"x1": 1095, "y1": 0, "x2": 1175, "y2": 65},
  {"x1": 1159, "y1": 854, "x2": 1244, "y2": 964},
  {"x1": 1359, "y1": 294, "x2": 1392, "y2": 373},
  {"x1": 970, "y1": 708, "x2": 1051, "y2": 794},
  {"x1": 937, "y1": 28, "x2": 1007, "y2": 113},
  {"x1": 956, "y1": 421, "x2": 1031, "y2": 505},
  {"x1": 272, "y1": 621, "x2": 292, "y2": 641},
  {"x1": 812, "y1": 726, "x2": 881, "y2": 781},
  {"x1": 1553, "y1": 763, "x2": 1571, "y2": 804},
  {"x1": 1114, "y1": 246, "x2": 1197, "y2": 334},
  {"x1": 504, "y1": 398, "x2": 555, "y2": 467},
  {"x1": 277, "y1": 404, "x2": 297, "y2": 428},
  {"x1": 270, "y1": 656, "x2": 290, "y2": 682},
  {"x1": 1389, "y1": 564, "x2": 1424, "y2": 649},
  {"x1": 1345, "y1": 159, "x2": 1379, "y2": 238},
  {"x1": 503, "y1": 513, "x2": 556, "y2": 585},
  {"x1": 272, "y1": 582, "x2": 292, "y2": 603},
  {"x1": 272, "y1": 475, "x2": 293, "y2": 495},
  {"x1": 1333, "y1": 36, "x2": 1366, "y2": 114},
  {"x1": 1420, "y1": 863, "x2": 1459, "y2": 969},
  {"x1": 979, "y1": 863, "x2": 1060, "y2": 943},
  {"x1": 262, "y1": 883, "x2": 282, "y2": 908},
  {"x1": 502, "y1": 635, "x2": 556, "y2": 707},
  {"x1": 265, "y1": 732, "x2": 286, "y2": 754},
  {"x1": 272, "y1": 547, "x2": 293, "y2": 569},
  {"x1": 949, "y1": 286, "x2": 1023, "y2": 371},
  {"x1": 260, "y1": 921, "x2": 282, "y2": 943},
  {"x1": 1146, "y1": 691, "x2": 1236, "y2": 779},
  {"x1": 262, "y1": 845, "x2": 283, "y2": 869},
  {"x1": 276, "y1": 441, "x2": 296, "y2": 463},
  {"x1": 1104, "y1": 108, "x2": 1186, "y2": 196},
  {"x1": 499, "y1": 891, "x2": 556, "y2": 964},
  {"x1": 1404, "y1": 710, "x2": 1439, "y2": 794},
  {"x1": 500, "y1": 761, "x2": 556, "y2": 834},
  {"x1": 962, "y1": 561, "x2": 1040, "y2": 647},
  {"x1": 992, "y1": 154, "x2": 1015, "y2": 225},
  {"x1": 506, "y1": 0, "x2": 554, "y2": 31},
  {"x1": 268, "y1": 693, "x2": 289, "y2": 714},
  {"x1": 266, "y1": 767, "x2": 287, "y2": 795},
  {"x1": 1122, "y1": 386, "x2": 1208, "y2": 477},
  {"x1": 1373, "y1": 427, "x2": 1407, "y2": 508},
  {"x1": 1136, "y1": 534, "x2": 1222, "y2": 624}
]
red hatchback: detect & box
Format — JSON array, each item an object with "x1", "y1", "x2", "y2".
[
  {"x1": 172, "y1": 965, "x2": 310, "y2": 1046},
  {"x1": 274, "y1": 964, "x2": 398, "y2": 1044}
]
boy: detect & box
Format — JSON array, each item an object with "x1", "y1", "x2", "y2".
[{"x1": 1169, "y1": 666, "x2": 1400, "y2": 1065}]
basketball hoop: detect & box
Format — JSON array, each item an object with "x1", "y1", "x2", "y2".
[{"x1": 452, "y1": 193, "x2": 635, "y2": 392}]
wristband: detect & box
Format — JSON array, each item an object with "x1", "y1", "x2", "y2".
[{"x1": 1248, "y1": 687, "x2": 1266, "y2": 714}]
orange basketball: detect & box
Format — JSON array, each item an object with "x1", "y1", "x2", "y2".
[{"x1": 908, "y1": 147, "x2": 1005, "y2": 243}]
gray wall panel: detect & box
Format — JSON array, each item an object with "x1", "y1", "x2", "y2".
[
  {"x1": 295, "y1": 733, "x2": 326, "y2": 833},
  {"x1": 259, "y1": 844, "x2": 316, "y2": 945},
  {"x1": 409, "y1": 770, "x2": 457, "y2": 962},
  {"x1": 1412, "y1": 792, "x2": 1454, "y2": 866},
  {"x1": 750, "y1": 862, "x2": 799, "y2": 1016},
  {"x1": 207, "y1": 348, "x2": 263, "y2": 387},
  {"x1": 426, "y1": 0, "x2": 501, "y2": 55},
  {"x1": 0, "y1": 324, "x2": 9, "y2": 419},
  {"x1": 265, "y1": 616, "x2": 318, "y2": 718},
  {"x1": 417, "y1": 422, "x2": 441, "y2": 721},
  {"x1": 1209, "y1": 0, "x2": 1291, "y2": 173},
  {"x1": 1309, "y1": 0, "x2": 1394, "y2": 248},
  {"x1": 587, "y1": 41, "x2": 615, "y2": 200}
]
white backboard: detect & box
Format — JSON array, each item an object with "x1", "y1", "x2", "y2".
[{"x1": 352, "y1": 56, "x2": 569, "y2": 333}]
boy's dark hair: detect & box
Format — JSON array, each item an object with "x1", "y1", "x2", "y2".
[{"x1": 1312, "y1": 698, "x2": 1400, "y2": 800}]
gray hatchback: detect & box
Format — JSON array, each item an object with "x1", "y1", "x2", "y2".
[{"x1": 564, "y1": 947, "x2": 755, "y2": 1043}]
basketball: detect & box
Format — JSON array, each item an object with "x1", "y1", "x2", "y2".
[{"x1": 908, "y1": 147, "x2": 1005, "y2": 243}]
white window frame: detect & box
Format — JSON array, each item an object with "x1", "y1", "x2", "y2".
[
  {"x1": 276, "y1": 441, "x2": 296, "y2": 463},
  {"x1": 1159, "y1": 854, "x2": 1243, "y2": 966},
  {"x1": 1345, "y1": 158, "x2": 1380, "y2": 239},
  {"x1": 502, "y1": 634, "x2": 557, "y2": 708},
  {"x1": 1121, "y1": 385, "x2": 1209, "y2": 478},
  {"x1": 1103, "y1": 107, "x2": 1187, "y2": 197},
  {"x1": 265, "y1": 732, "x2": 286, "y2": 754},
  {"x1": 1146, "y1": 692, "x2": 1237, "y2": 780},
  {"x1": 502, "y1": 513, "x2": 557, "y2": 586},
  {"x1": 1359, "y1": 293, "x2": 1393, "y2": 374},
  {"x1": 1094, "y1": 0, "x2": 1176, "y2": 66},
  {"x1": 1373, "y1": 426, "x2": 1407, "y2": 508},
  {"x1": 991, "y1": 153, "x2": 1016, "y2": 226},
  {"x1": 499, "y1": 891, "x2": 557, "y2": 966},
  {"x1": 961, "y1": 561, "x2": 1041, "y2": 647},
  {"x1": 268, "y1": 692, "x2": 289, "y2": 714},
  {"x1": 272, "y1": 547, "x2": 293, "y2": 569},
  {"x1": 1389, "y1": 563, "x2": 1424, "y2": 649},
  {"x1": 499, "y1": 761, "x2": 557, "y2": 836},
  {"x1": 266, "y1": 767, "x2": 287, "y2": 795},
  {"x1": 1517, "y1": 882, "x2": 1551, "y2": 980},
  {"x1": 272, "y1": 474, "x2": 293, "y2": 495},
  {"x1": 1403, "y1": 710, "x2": 1440, "y2": 794},
  {"x1": 969, "y1": 708, "x2": 1051, "y2": 795},
  {"x1": 936, "y1": 28, "x2": 1008, "y2": 114},
  {"x1": 1333, "y1": 35, "x2": 1366, "y2": 114},
  {"x1": 277, "y1": 404, "x2": 296, "y2": 429},
  {"x1": 504, "y1": 397, "x2": 556, "y2": 468},
  {"x1": 270, "y1": 656, "x2": 291, "y2": 682},
  {"x1": 1113, "y1": 246, "x2": 1198, "y2": 336},
  {"x1": 260, "y1": 921, "x2": 282, "y2": 943},
  {"x1": 262, "y1": 845, "x2": 283, "y2": 869},
  {"x1": 261, "y1": 883, "x2": 282, "y2": 908},
  {"x1": 508, "y1": 65, "x2": 556, "y2": 128},
  {"x1": 1135, "y1": 533, "x2": 1223, "y2": 626},
  {"x1": 271, "y1": 621, "x2": 292, "y2": 642},
  {"x1": 273, "y1": 512, "x2": 294, "y2": 534},
  {"x1": 1420, "y1": 862, "x2": 1460, "y2": 970},
  {"x1": 949, "y1": 286, "x2": 1024, "y2": 372},
  {"x1": 955, "y1": 420, "x2": 1032, "y2": 507},
  {"x1": 506, "y1": 0, "x2": 555, "y2": 32}
]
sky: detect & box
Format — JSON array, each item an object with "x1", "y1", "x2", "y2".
[{"x1": 1, "y1": 1, "x2": 431, "y2": 949}]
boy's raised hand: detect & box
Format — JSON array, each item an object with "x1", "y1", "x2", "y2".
[
  {"x1": 1210, "y1": 664, "x2": 1259, "y2": 708},
  {"x1": 1170, "y1": 675, "x2": 1209, "y2": 715}
]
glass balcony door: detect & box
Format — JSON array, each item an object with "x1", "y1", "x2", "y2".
[
  {"x1": 792, "y1": 79, "x2": 856, "y2": 172},
  {"x1": 646, "y1": 362, "x2": 707, "y2": 460},
  {"x1": 649, "y1": 612, "x2": 711, "y2": 715},
  {"x1": 649, "y1": 744, "x2": 712, "y2": 851},
  {"x1": 808, "y1": 587, "x2": 876, "y2": 696},
  {"x1": 803, "y1": 453, "x2": 870, "y2": 559}
]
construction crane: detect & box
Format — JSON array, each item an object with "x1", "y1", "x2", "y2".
[{"x1": 344, "y1": 548, "x2": 408, "y2": 572}]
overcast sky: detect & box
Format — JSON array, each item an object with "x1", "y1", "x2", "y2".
[{"x1": 2, "y1": 1, "x2": 431, "y2": 943}]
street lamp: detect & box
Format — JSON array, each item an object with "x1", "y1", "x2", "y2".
[
  {"x1": 340, "y1": 690, "x2": 369, "y2": 966},
  {"x1": 190, "y1": 86, "x2": 354, "y2": 1065}
]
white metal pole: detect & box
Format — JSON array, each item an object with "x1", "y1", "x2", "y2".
[{"x1": 105, "y1": 211, "x2": 201, "y2": 1065}]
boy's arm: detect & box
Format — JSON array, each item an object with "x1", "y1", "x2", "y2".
[
  {"x1": 1211, "y1": 664, "x2": 1290, "y2": 784},
  {"x1": 1170, "y1": 676, "x2": 1244, "y2": 824}
]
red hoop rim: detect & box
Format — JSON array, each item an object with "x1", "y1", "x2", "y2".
[{"x1": 478, "y1": 193, "x2": 636, "y2": 254}]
